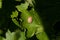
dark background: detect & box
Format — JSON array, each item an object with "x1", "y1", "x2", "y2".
[
  {"x1": 0, "y1": 0, "x2": 60, "y2": 40},
  {"x1": 35, "y1": 0, "x2": 60, "y2": 40}
]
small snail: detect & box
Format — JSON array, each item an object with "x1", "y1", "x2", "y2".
[{"x1": 28, "y1": 16, "x2": 32, "y2": 23}]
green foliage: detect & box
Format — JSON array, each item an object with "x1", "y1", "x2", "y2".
[
  {"x1": 0, "y1": 0, "x2": 2, "y2": 8},
  {"x1": 16, "y1": 2, "x2": 29, "y2": 11},
  {"x1": 11, "y1": 0, "x2": 49, "y2": 40},
  {"x1": 0, "y1": 0, "x2": 49, "y2": 40},
  {"x1": 36, "y1": 32, "x2": 49, "y2": 40},
  {"x1": 11, "y1": 11, "x2": 20, "y2": 27},
  {"x1": 0, "y1": 30, "x2": 26, "y2": 40}
]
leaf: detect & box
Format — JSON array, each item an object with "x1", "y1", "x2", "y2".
[
  {"x1": 26, "y1": 0, "x2": 33, "y2": 5},
  {"x1": 0, "y1": 0, "x2": 2, "y2": 8},
  {"x1": 14, "y1": 29, "x2": 26, "y2": 40},
  {"x1": 16, "y1": 2, "x2": 29, "y2": 12},
  {"x1": 36, "y1": 32, "x2": 49, "y2": 40},
  {"x1": 12, "y1": 19, "x2": 20, "y2": 27},
  {"x1": 4, "y1": 30, "x2": 26, "y2": 40},
  {"x1": 11, "y1": 11, "x2": 18, "y2": 18},
  {"x1": 20, "y1": 8, "x2": 43, "y2": 37},
  {"x1": 15, "y1": 0, "x2": 49, "y2": 39},
  {"x1": 26, "y1": 26, "x2": 36, "y2": 37},
  {"x1": 18, "y1": 31, "x2": 26, "y2": 40},
  {"x1": 11, "y1": 11, "x2": 20, "y2": 27},
  {"x1": 5, "y1": 30, "x2": 16, "y2": 40},
  {"x1": 35, "y1": 25, "x2": 44, "y2": 34}
]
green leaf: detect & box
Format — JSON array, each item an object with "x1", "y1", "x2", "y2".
[
  {"x1": 12, "y1": 19, "x2": 20, "y2": 27},
  {"x1": 26, "y1": 26, "x2": 36, "y2": 37},
  {"x1": 18, "y1": 31, "x2": 26, "y2": 40},
  {"x1": 36, "y1": 32, "x2": 49, "y2": 40},
  {"x1": 15, "y1": 0, "x2": 49, "y2": 39},
  {"x1": 4, "y1": 30, "x2": 26, "y2": 40},
  {"x1": 14, "y1": 29, "x2": 26, "y2": 40},
  {"x1": 11, "y1": 11, "x2": 20, "y2": 27},
  {"x1": 20, "y1": 8, "x2": 43, "y2": 37},
  {"x1": 35, "y1": 25, "x2": 44, "y2": 34},
  {"x1": 11, "y1": 11, "x2": 18, "y2": 18},
  {"x1": 0, "y1": 0, "x2": 2, "y2": 8},
  {"x1": 5, "y1": 30, "x2": 16, "y2": 40},
  {"x1": 26, "y1": 0, "x2": 33, "y2": 5},
  {"x1": 16, "y1": 2, "x2": 29, "y2": 12}
]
